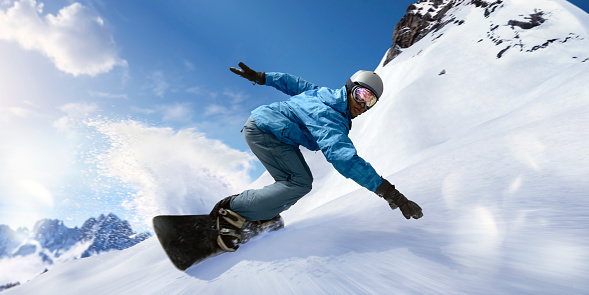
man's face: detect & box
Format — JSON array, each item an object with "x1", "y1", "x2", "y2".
[{"x1": 348, "y1": 91, "x2": 367, "y2": 119}]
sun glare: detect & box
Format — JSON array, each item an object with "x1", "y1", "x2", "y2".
[{"x1": 0, "y1": 137, "x2": 62, "y2": 229}]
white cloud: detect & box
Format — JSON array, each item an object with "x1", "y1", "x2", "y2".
[
  {"x1": 130, "y1": 106, "x2": 157, "y2": 115},
  {"x1": 89, "y1": 91, "x2": 128, "y2": 100},
  {"x1": 223, "y1": 89, "x2": 249, "y2": 104},
  {"x1": 204, "y1": 104, "x2": 230, "y2": 116},
  {"x1": 52, "y1": 116, "x2": 77, "y2": 134},
  {"x1": 54, "y1": 102, "x2": 99, "y2": 134},
  {"x1": 0, "y1": 0, "x2": 126, "y2": 76},
  {"x1": 130, "y1": 103, "x2": 194, "y2": 122},
  {"x1": 59, "y1": 102, "x2": 99, "y2": 116},
  {"x1": 202, "y1": 89, "x2": 250, "y2": 117},
  {"x1": 184, "y1": 60, "x2": 194, "y2": 71},
  {"x1": 186, "y1": 85, "x2": 219, "y2": 99},
  {"x1": 23, "y1": 100, "x2": 40, "y2": 107},
  {"x1": 150, "y1": 71, "x2": 169, "y2": 97},
  {"x1": 160, "y1": 103, "x2": 192, "y2": 122},
  {"x1": 8, "y1": 106, "x2": 32, "y2": 117},
  {"x1": 186, "y1": 86, "x2": 202, "y2": 95},
  {"x1": 0, "y1": 101, "x2": 42, "y2": 120}
]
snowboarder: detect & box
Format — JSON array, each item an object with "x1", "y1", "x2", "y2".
[{"x1": 211, "y1": 62, "x2": 423, "y2": 252}]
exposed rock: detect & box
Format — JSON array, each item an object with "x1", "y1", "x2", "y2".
[
  {"x1": 472, "y1": 0, "x2": 503, "y2": 17},
  {"x1": 81, "y1": 213, "x2": 150, "y2": 258},
  {"x1": 497, "y1": 46, "x2": 511, "y2": 58},
  {"x1": 384, "y1": 0, "x2": 459, "y2": 65},
  {"x1": 0, "y1": 282, "x2": 20, "y2": 292},
  {"x1": 508, "y1": 11, "x2": 546, "y2": 29}
]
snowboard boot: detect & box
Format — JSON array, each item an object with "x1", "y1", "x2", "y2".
[
  {"x1": 210, "y1": 196, "x2": 246, "y2": 252},
  {"x1": 241, "y1": 214, "x2": 285, "y2": 243}
]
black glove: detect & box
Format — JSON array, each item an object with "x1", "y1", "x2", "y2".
[
  {"x1": 230, "y1": 62, "x2": 265, "y2": 85},
  {"x1": 375, "y1": 179, "x2": 423, "y2": 220}
]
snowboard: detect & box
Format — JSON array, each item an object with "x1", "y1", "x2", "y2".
[
  {"x1": 153, "y1": 215, "x2": 221, "y2": 271},
  {"x1": 153, "y1": 213, "x2": 285, "y2": 271}
]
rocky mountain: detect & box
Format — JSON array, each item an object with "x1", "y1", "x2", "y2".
[
  {"x1": 0, "y1": 225, "x2": 26, "y2": 258},
  {"x1": 385, "y1": 0, "x2": 457, "y2": 64},
  {"x1": 79, "y1": 213, "x2": 150, "y2": 258},
  {"x1": 384, "y1": 0, "x2": 587, "y2": 64},
  {"x1": 0, "y1": 214, "x2": 150, "y2": 264}
]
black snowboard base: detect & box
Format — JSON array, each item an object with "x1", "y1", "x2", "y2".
[{"x1": 153, "y1": 214, "x2": 222, "y2": 271}]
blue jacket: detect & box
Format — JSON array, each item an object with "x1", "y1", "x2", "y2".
[{"x1": 251, "y1": 72, "x2": 383, "y2": 192}]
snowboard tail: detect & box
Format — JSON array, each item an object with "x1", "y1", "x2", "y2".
[{"x1": 153, "y1": 215, "x2": 221, "y2": 270}]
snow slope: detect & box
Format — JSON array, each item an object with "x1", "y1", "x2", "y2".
[{"x1": 6, "y1": 0, "x2": 589, "y2": 294}]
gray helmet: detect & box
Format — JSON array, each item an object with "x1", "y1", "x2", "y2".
[{"x1": 345, "y1": 70, "x2": 384, "y2": 99}]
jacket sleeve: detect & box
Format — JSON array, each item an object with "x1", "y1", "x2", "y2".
[
  {"x1": 265, "y1": 72, "x2": 320, "y2": 96},
  {"x1": 306, "y1": 120, "x2": 383, "y2": 192}
]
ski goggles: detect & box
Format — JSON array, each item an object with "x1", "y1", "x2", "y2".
[{"x1": 352, "y1": 86, "x2": 378, "y2": 110}]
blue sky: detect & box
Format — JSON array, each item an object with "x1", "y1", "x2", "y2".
[{"x1": 1, "y1": 0, "x2": 588, "y2": 230}]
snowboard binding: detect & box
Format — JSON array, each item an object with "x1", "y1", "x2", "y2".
[
  {"x1": 215, "y1": 206, "x2": 246, "y2": 252},
  {"x1": 211, "y1": 196, "x2": 284, "y2": 252}
]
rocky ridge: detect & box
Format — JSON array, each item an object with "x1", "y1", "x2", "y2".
[
  {"x1": 0, "y1": 213, "x2": 150, "y2": 262},
  {"x1": 384, "y1": 0, "x2": 587, "y2": 64}
]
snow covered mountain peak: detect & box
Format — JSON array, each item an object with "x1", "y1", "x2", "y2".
[
  {"x1": 385, "y1": 0, "x2": 589, "y2": 64},
  {"x1": 0, "y1": 214, "x2": 150, "y2": 291},
  {"x1": 31, "y1": 219, "x2": 80, "y2": 254}
]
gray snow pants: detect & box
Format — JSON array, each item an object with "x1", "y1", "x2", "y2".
[{"x1": 230, "y1": 116, "x2": 313, "y2": 221}]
